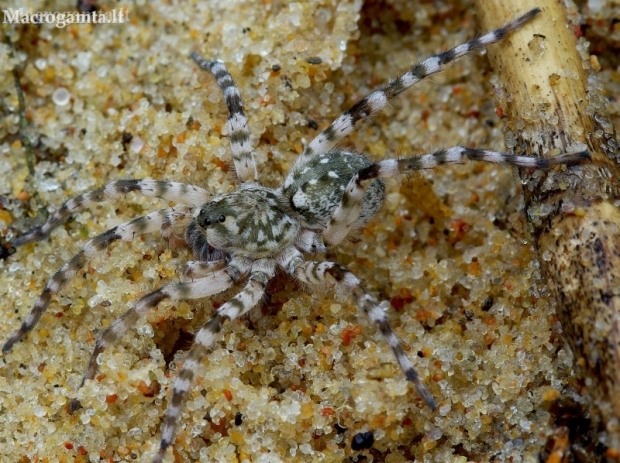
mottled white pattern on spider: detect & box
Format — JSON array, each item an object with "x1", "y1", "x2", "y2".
[{"x1": 3, "y1": 8, "x2": 589, "y2": 463}]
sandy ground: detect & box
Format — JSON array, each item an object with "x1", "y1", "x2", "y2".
[{"x1": 1, "y1": 1, "x2": 619, "y2": 462}]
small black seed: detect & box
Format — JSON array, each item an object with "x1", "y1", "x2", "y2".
[
  {"x1": 351, "y1": 431, "x2": 374, "y2": 451},
  {"x1": 235, "y1": 412, "x2": 243, "y2": 426}
]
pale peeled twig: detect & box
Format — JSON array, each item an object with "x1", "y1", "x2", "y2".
[{"x1": 474, "y1": 0, "x2": 620, "y2": 447}]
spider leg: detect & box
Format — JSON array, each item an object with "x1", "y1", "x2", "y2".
[
  {"x1": 280, "y1": 249, "x2": 436, "y2": 410},
  {"x1": 185, "y1": 219, "x2": 226, "y2": 262},
  {"x1": 71, "y1": 270, "x2": 235, "y2": 413},
  {"x1": 3, "y1": 206, "x2": 193, "y2": 353},
  {"x1": 295, "y1": 8, "x2": 542, "y2": 166},
  {"x1": 322, "y1": 171, "x2": 367, "y2": 247},
  {"x1": 191, "y1": 52, "x2": 258, "y2": 183},
  {"x1": 295, "y1": 229, "x2": 326, "y2": 254},
  {"x1": 154, "y1": 260, "x2": 275, "y2": 463},
  {"x1": 182, "y1": 259, "x2": 227, "y2": 281},
  {"x1": 322, "y1": 147, "x2": 589, "y2": 247},
  {"x1": 362, "y1": 147, "x2": 591, "y2": 178},
  {"x1": 13, "y1": 180, "x2": 209, "y2": 246}
]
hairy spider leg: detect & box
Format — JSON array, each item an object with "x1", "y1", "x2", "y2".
[
  {"x1": 70, "y1": 270, "x2": 234, "y2": 413},
  {"x1": 283, "y1": 250, "x2": 437, "y2": 410},
  {"x1": 13, "y1": 180, "x2": 209, "y2": 246},
  {"x1": 3, "y1": 207, "x2": 193, "y2": 352},
  {"x1": 154, "y1": 260, "x2": 275, "y2": 463},
  {"x1": 324, "y1": 147, "x2": 590, "y2": 246},
  {"x1": 181, "y1": 259, "x2": 227, "y2": 281},
  {"x1": 294, "y1": 8, "x2": 542, "y2": 168},
  {"x1": 191, "y1": 53, "x2": 258, "y2": 183}
]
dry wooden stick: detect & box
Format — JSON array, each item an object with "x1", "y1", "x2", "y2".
[{"x1": 474, "y1": 0, "x2": 620, "y2": 446}]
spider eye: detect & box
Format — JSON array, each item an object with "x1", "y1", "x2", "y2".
[
  {"x1": 204, "y1": 218, "x2": 212, "y2": 227},
  {"x1": 218, "y1": 215, "x2": 226, "y2": 223}
]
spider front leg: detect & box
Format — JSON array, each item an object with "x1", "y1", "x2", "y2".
[
  {"x1": 322, "y1": 170, "x2": 368, "y2": 247},
  {"x1": 281, "y1": 251, "x2": 436, "y2": 410},
  {"x1": 71, "y1": 269, "x2": 234, "y2": 412},
  {"x1": 362, "y1": 147, "x2": 590, "y2": 177},
  {"x1": 154, "y1": 260, "x2": 275, "y2": 463},
  {"x1": 3, "y1": 207, "x2": 193, "y2": 353},
  {"x1": 322, "y1": 147, "x2": 590, "y2": 247},
  {"x1": 13, "y1": 180, "x2": 209, "y2": 246},
  {"x1": 295, "y1": 8, "x2": 543, "y2": 166},
  {"x1": 185, "y1": 219, "x2": 227, "y2": 262},
  {"x1": 191, "y1": 53, "x2": 258, "y2": 183}
]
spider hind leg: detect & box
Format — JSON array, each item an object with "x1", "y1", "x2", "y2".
[{"x1": 3, "y1": 207, "x2": 193, "y2": 353}]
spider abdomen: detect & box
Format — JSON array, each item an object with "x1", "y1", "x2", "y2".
[{"x1": 282, "y1": 150, "x2": 385, "y2": 231}]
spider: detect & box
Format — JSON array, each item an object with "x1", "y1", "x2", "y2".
[{"x1": 3, "y1": 8, "x2": 589, "y2": 462}]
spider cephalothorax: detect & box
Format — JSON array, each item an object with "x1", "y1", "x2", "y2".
[
  {"x1": 196, "y1": 184, "x2": 301, "y2": 257},
  {"x1": 3, "y1": 9, "x2": 589, "y2": 462}
]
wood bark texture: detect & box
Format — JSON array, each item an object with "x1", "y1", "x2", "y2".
[{"x1": 474, "y1": 0, "x2": 620, "y2": 445}]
